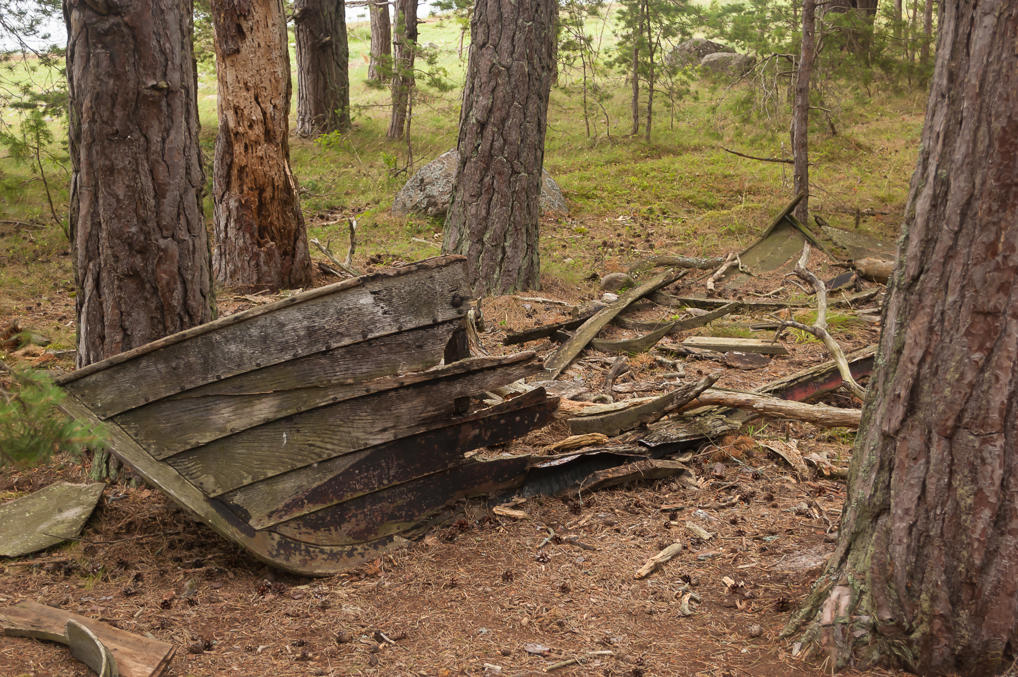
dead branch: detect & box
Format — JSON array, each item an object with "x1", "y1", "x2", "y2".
[
  {"x1": 706, "y1": 252, "x2": 742, "y2": 294},
  {"x1": 635, "y1": 542, "x2": 683, "y2": 579},
  {"x1": 310, "y1": 238, "x2": 361, "y2": 277},
  {"x1": 344, "y1": 217, "x2": 357, "y2": 267},
  {"x1": 689, "y1": 388, "x2": 861, "y2": 428},
  {"x1": 720, "y1": 146, "x2": 794, "y2": 164}
]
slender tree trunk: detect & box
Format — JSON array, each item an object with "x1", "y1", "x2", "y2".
[
  {"x1": 442, "y1": 0, "x2": 557, "y2": 296},
  {"x1": 387, "y1": 0, "x2": 417, "y2": 139},
  {"x1": 787, "y1": 2, "x2": 1018, "y2": 673},
  {"x1": 210, "y1": 0, "x2": 312, "y2": 291},
  {"x1": 368, "y1": 0, "x2": 391, "y2": 82},
  {"x1": 630, "y1": 44, "x2": 639, "y2": 136},
  {"x1": 643, "y1": 0, "x2": 653, "y2": 143},
  {"x1": 792, "y1": 0, "x2": 816, "y2": 225},
  {"x1": 295, "y1": 0, "x2": 351, "y2": 137},
  {"x1": 65, "y1": 0, "x2": 213, "y2": 367},
  {"x1": 920, "y1": 0, "x2": 933, "y2": 67}
]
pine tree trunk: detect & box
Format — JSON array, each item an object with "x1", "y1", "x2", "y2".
[
  {"x1": 295, "y1": 0, "x2": 351, "y2": 137},
  {"x1": 210, "y1": 0, "x2": 312, "y2": 291},
  {"x1": 630, "y1": 44, "x2": 640, "y2": 136},
  {"x1": 643, "y1": 0, "x2": 653, "y2": 143},
  {"x1": 65, "y1": 0, "x2": 214, "y2": 368},
  {"x1": 791, "y1": 0, "x2": 816, "y2": 225},
  {"x1": 368, "y1": 0, "x2": 391, "y2": 82},
  {"x1": 441, "y1": 0, "x2": 557, "y2": 296},
  {"x1": 387, "y1": 0, "x2": 417, "y2": 140},
  {"x1": 919, "y1": 0, "x2": 933, "y2": 67},
  {"x1": 787, "y1": 2, "x2": 1018, "y2": 673}
]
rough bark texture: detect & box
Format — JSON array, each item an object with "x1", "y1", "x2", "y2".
[
  {"x1": 791, "y1": 0, "x2": 815, "y2": 225},
  {"x1": 211, "y1": 0, "x2": 312, "y2": 291},
  {"x1": 65, "y1": 0, "x2": 214, "y2": 368},
  {"x1": 368, "y1": 0, "x2": 391, "y2": 82},
  {"x1": 441, "y1": 0, "x2": 557, "y2": 296},
  {"x1": 787, "y1": 2, "x2": 1018, "y2": 673},
  {"x1": 294, "y1": 0, "x2": 351, "y2": 137},
  {"x1": 386, "y1": 0, "x2": 417, "y2": 140}
]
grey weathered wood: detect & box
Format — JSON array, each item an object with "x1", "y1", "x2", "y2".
[
  {"x1": 650, "y1": 293, "x2": 791, "y2": 311},
  {"x1": 614, "y1": 302, "x2": 741, "y2": 334},
  {"x1": 681, "y1": 336, "x2": 788, "y2": 355},
  {"x1": 61, "y1": 256, "x2": 470, "y2": 418},
  {"x1": 114, "y1": 321, "x2": 458, "y2": 456},
  {"x1": 567, "y1": 375, "x2": 717, "y2": 436},
  {"x1": 66, "y1": 620, "x2": 117, "y2": 677},
  {"x1": 166, "y1": 354, "x2": 541, "y2": 495},
  {"x1": 590, "y1": 321, "x2": 675, "y2": 354},
  {"x1": 576, "y1": 459, "x2": 689, "y2": 493},
  {"x1": 225, "y1": 389, "x2": 558, "y2": 528},
  {"x1": 545, "y1": 270, "x2": 684, "y2": 378},
  {"x1": 0, "y1": 482, "x2": 105, "y2": 557},
  {"x1": 503, "y1": 307, "x2": 600, "y2": 345}
]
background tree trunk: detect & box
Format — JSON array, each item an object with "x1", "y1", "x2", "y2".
[
  {"x1": 441, "y1": 0, "x2": 557, "y2": 296},
  {"x1": 211, "y1": 0, "x2": 312, "y2": 291},
  {"x1": 630, "y1": 44, "x2": 639, "y2": 136},
  {"x1": 65, "y1": 0, "x2": 213, "y2": 368},
  {"x1": 386, "y1": 0, "x2": 417, "y2": 140},
  {"x1": 368, "y1": 0, "x2": 391, "y2": 82},
  {"x1": 295, "y1": 0, "x2": 351, "y2": 137},
  {"x1": 786, "y1": 2, "x2": 1018, "y2": 673},
  {"x1": 919, "y1": 0, "x2": 934, "y2": 67},
  {"x1": 791, "y1": 0, "x2": 816, "y2": 225}
]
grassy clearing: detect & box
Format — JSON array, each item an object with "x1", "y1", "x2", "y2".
[{"x1": 0, "y1": 13, "x2": 925, "y2": 334}]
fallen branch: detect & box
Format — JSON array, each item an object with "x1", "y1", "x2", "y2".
[
  {"x1": 635, "y1": 542, "x2": 684, "y2": 579},
  {"x1": 344, "y1": 217, "x2": 357, "y2": 267},
  {"x1": 310, "y1": 238, "x2": 362, "y2": 277},
  {"x1": 706, "y1": 252, "x2": 743, "y2": 293},
  {"x1": 628, "y1": 254, "x2": 725, "y2": 275},
  {"x1": 503, "y1": 307, "x2": 601, "y2": 345},
  {"x1": 720, "y1": 145, "x2": 795, "y2": 164},
  {"x1": 688, "y1": 388, "x2": 861, "y2": 428},
  {"x1": 515, "y1": 296, "x2": 574, "y2": 307}
]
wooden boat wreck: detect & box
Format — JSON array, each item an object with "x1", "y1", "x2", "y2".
[{"x1": 56, "y1": 256, "x2": 561, "y2": 575}]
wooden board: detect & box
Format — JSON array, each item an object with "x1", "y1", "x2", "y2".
[
  {"x1": 681, "y1": 337, "x2": 788, "y2": 355},
  {"x1": 165, "y1": 354, "x2": 542, "y2": 496},
  {"x1": 0, "y1": 482, "x2": 105, "y2": 558},
  {"x1": 225, "y1": 389, "x2": 558, "y2": 528},
  {"x1": 568, "y1": 376, "x2": 717, "y2": 436},
  {"x1": 1, "y1": 600, "x2": 174, "y2": 677},
  {"x1": 61, "y1": 256, "x2": 470, "y2": 418},
  {"x1": 113, "y1": 321, "x2": 459, "y2": 456},
  {"x1": 590, "y1": 321, "x2": 674, "y2": 354}
]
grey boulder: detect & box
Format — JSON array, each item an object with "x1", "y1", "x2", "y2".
[
  {"x1": 669, "y1": 38, "x2": 734, "y2": 67},
  {"x1": 700, "y1": 52, "x2": 755, "y2": 78}
]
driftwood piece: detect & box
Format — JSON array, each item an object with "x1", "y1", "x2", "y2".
[
  {"x1": 0, "y1": 600, "x2": 174, "y2": 677},
  {"x1": 706, "y1": 252, "x2": 742, "y2": 293},
  {"x1": 681, "y1": 337, "x2": 788, "y2": 355},
  {"x1": 689, "y1": 389, "x2": 861, "y2": 427},
  {"x1": 634, "y1": 542, "x2": 684, "y2": 579},
  {"x1": 545, "y1": 270, "x2": 684, "y2": 378},
  {"x1": 603, "y1": 357, "x2": 629, "y2": 393},
  {"x1": 590, "y1": 322, "x2": 674, "y2": 354},
  {"x1": 577, "y1": 459, "x2": 690, "y2": 493},
  {"x1": 568, "y1": 375, "x2": 717, "y2": 436},
  {"x1": 854, "y1": 256, "x2": 894, "y2": 283}
]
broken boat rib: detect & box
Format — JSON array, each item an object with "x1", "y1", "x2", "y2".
[{"x1": 56, "y1": 256, "x2": 559, "y2": 575}]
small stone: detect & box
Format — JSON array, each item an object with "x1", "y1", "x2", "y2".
[
  {"x1": 600, "y1": 272, "x2": 635, "y2": 292},
  {"x1": 601, "y1": 292, "x2": 619, "y2": 303},
  {"x1": 747, "y1": 624, "x2": 764, "y2": 638}
]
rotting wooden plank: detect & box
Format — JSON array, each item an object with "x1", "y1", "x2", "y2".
[
  {"x1": 576, "y1": 459, "x2": 689, "y2": 493},
  {"x1": 691, "y1": 389, "x2": 862, "y2": 427},
  {"x1": 681, "y1": 337, "x2": 788, "y2": 355},
  {"x1": 503, "y1": 307, "x2": 600, "y2": 345},
  {"x1": 271, "y1": 456, "x2": 531, "y2": 545},
  {"x1": 544, "y1": 270, "x2": 685, "y2": 378},
  {"x1": 225, "y1": 389, "x2": 558, "y2": 529},
  {"x1": 753, "y1": 344, "x2": 876, "y2": 401},
  {"x1": 612, "y1": 302, "x2": 740, "y2": 334},
  {"x1": 61, "y1": 256, "x2": 470, "y2": 418},
  {"x1": 1, "y1": 600, "x2": 174, "y2": 677},
  {"x1": 568, "y1": 375, "x2": 718, "y2": 436},
  {"x1": 166, "y1": 354, "x2": 542, "y2": 496},
  {"x1": 114, "y1": 321, "x2": 459, "y2": 457},
  {"x1": 590, "y1": 321, "x2": 675, "y2": 354},
  {"x1": 639, "y1": 414, "x2": 741, "y2": 449},
  {"x1": 650, "y1": 293, "x2": 794, "y2": 311},
  {"x1": 65, "y1": 620, "x2": 117, "y2": 677}
]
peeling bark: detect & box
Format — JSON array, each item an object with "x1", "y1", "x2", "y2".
[
  {"x1": 295, "y1": 0, "x2": 351, "y2": 137},
  {"x1": 211, "y1": 0, "x2": 312, "y2": 291},
  {"x1": 442, "y1": 0, "x2": 557, "y2": 296},
  {"x1": 786, "y1": 2, "x2": 1018, "y2": 673},
  {"x1": 65, "y1": 0, "x2": 214, "y2": 367}
]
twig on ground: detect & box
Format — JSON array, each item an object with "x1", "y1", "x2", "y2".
[
  {"x1": 344, "y1": 217, "x2": 357, "y2": 267},
  {"x1": 706, "y1": 253, "x2": 743, "y2": 294},
  {"x1": 310, "y1": 238, "x2": 362, "y2": 277},
  {"x1": 720, "y1": 146, "x2": 794, "y2": 164}
]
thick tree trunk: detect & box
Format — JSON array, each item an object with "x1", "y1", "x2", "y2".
[
  {"x1": 386, "y1": 0, "x2": 417, "y2": 140},
  {"x1": 368, "y1": 0, "x2": 391, "y2": 82},
  {"x1": 441, "y1": 0, "x2": 556, "y2": 296},
  {"x1": 787, "y1": 2, "x2": 1018, "y2": 673},
  {"x1": 791, "y1": 0, "x2": 815, "y2": 225},
  {"x1": 211, "y1": 0, "x2": 312, "y2": 291},
  {"x1": 295, "y1": 0, "x2": 351, "y2": 137},
  {"x1": 65, "y1": 0, "x2": 214, "y2": 368}
]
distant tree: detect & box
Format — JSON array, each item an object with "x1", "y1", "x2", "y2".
[
  {"x1": 442, "y1": 0, "x2": 557, "y2": 295},
  {"x1": 791, "y1": 0, "x2": 816, "y2": 224},
  {"x1": 210, "y1": 0, "x2": 312, "y2": 290},
  {"x1": 820, "y1": 0, "x2": 879, "y2": 60},
  {"x1": 787, "y1": 1, "x2": 1018, "y2": 672},
  {"x1": 368, "y1": 0, "x2": 391, "y2": 82},
  {"x1": 558, "y1": 0, "x2": 613, "y2": 138},
  {"x1": 294, "y1": 0, "x2": 351, "y2": 137},
  {"x1": 65, "y1": 0, "x2": 214, "y2": 366},
  {"x1": 387, "y1": 0, "x2": 417, "y2": 139}
]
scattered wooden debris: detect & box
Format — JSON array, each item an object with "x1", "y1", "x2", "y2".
[
  {"x1": 0, "y1": 482, "x2": 105, "y2": 558},
  {"x1": 568, "y1": 375, "x2": 717, "y2": 436},
  {"x1": 590, "y1": 321, "x2": 674, "y2": 354},
  {"x1": 66, "y1": 620, "x2": 117, "y2": 677},
  {"x1": 542, "y1": 433, "x2": 611, "y2": 454},
  {"x1": 685, "y1": 522, "x2": 714, "y2": 541},
  {"x1": 628, "y1": 254, "x2": 725, "y2": 275},
  {"x1": 503, "y1": 307, "x2": 600, "y2": 345},
  {"x1": 724, "y1": 351, "x2": 770, "y2": 370},
  {"x1": 545, "y1": 269, "x2": 685, "y2": 378},
  {"x1": 0, "y1": 600, "x2": 174, "y2": 677},
  {"x1": 577, "y1": 459, "x2": 690, "y2": 494},
  {"x1": 681, "y1": 336, "x2": 788, "y2": 355},
  {"x1": 687, "y1": 389, "x2": 862, "y2": 428},
  {"x1": 634, "y1": 542, "x2": 684, "y2": 579},
  {"x1": 760, "y1": 440, "x2": 810, "y2": 477}
]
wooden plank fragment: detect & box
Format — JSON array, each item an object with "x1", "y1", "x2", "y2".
[
  {"x1": 545, "y1": 270, "x2": 685, "y2": 378},
  {"x1": 225, "y1": 389, "x2": 558, "y2": 529},
  {"x1": 577, "y1": 459, "x2": 690, "y2": 493},
  {"x1": 503, "y1": 307, "x2": 600, "y2": 345},
  {"x1": 271, "y1": 456, "x2": 531, "y2": 545},
  {"x1": 612, "y1": 302, "x2": 740, "y2": 333},
  {"x1": 650, "y1": 293, "x2": 793, "y2": 311},
  {"x1": 681, "y1": 337, "x2": 788, "y2": 355},
  {"x1": 0, "y1": 482, "x2": 105, "y2": 557},
  {"x1": 590, "y1": 321, "x2": 675, "y2": 354},
  {"x1": 690, "y1": 389, "x2": 862, "y2": 427},
  {"x1": 66, "y1": 620, "x2": 116, "y2": 677},
  {"x1": 754, "y1": 345, "x2": 876, "y2": 401},
  {"x1": 61, "y1": 256, "x2": 470, "y2": 418},
  {"x1": 114, "y1": 321, "x2": 459, "y2": 456},
  {"x1": 0, "y1": 600, "x2": 174, "y2": 677},
  {"x1": 568, "y1": 375, "x2": 718, "y2": 436},
  {"x1": 166, "y1": 354, "x2": 542, "y2": 496}
]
